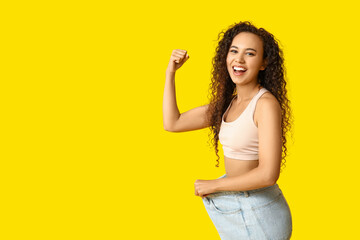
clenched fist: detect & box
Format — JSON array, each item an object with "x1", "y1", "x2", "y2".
[
  {"x1": 194, "y1": 179, "x2": 220, "y2": 198},
  {"x1": 166, "y1": 49, "x2": 190, "y2": 73}
]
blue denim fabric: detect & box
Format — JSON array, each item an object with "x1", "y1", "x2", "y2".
[{"x1": 202, "y1": 174, "x2": 292, "y2": 240}]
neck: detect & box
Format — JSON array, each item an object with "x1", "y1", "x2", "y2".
[{"x1": 234, "y1": 83, "x2": 261, "y2": 102}]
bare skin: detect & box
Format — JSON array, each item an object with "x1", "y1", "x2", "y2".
[
  {"x1": 222, "y1": 86, "x2": 271, "y2": 178},
  {"x1": 163, "y1": 32, "x2": 281, "y2": 197},
  {"x1": 221, "y1": 32, "x2": 268, "y2": 179}
]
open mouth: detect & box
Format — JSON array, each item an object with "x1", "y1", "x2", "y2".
[{"x1": 232, "y1": 66, "x2": 247, "y2": 75}]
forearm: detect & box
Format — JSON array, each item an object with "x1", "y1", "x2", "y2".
[
  {"x1": 163, "y1": 71, "x2": 180, "y2": 131},
  {"x1": 214, "y1": 167, "x2": 274, "y2": 192}
]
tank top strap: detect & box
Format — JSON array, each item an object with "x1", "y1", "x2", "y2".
[
  {"x1": 247, "y1": 88, "x2": 269, "y2": 118},
  {"x1": 222, "y1": 95, "x2": 237, "y2": 120}
]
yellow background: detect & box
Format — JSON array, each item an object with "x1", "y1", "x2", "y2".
[{"x1": 1, "y1": 0, "x2": 359, "y2": 239}]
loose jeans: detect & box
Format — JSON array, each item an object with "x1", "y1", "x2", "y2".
[{"x1": 202, "y1": 174, "x2": 292, "y2": 240}]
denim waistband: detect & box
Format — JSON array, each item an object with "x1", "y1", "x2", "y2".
[{"x1": 207, "y1": 183, "x2": 279, "y2": 198}]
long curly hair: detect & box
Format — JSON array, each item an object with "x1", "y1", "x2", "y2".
[{"x1": 205, "y1": 21, "x2": 293, "y2": 171}]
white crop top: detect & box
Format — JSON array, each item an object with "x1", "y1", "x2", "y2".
[{"x1": 219, "y1": 87, "x2": 270, "y2": 160}]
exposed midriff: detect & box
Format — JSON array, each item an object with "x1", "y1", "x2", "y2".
[{"x1": 224, "y1": 156, "x2": 259, "y2": 177}]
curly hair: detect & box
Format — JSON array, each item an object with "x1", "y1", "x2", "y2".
[{"x1": 205, "y1": 21, "x2": 293, "y2": 171}]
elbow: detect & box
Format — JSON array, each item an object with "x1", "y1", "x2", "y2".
[
  {"x1": 266, "y1": 178, "x2": 277, "y2": 186},
  {"x1": 164, "y1": 127, "x2": 174, "y2": 132},
  {"x1": 264, "y1": 174, "x2": 279, "y2": 186},
  {"x1": 163, "y1": 123, "x2": 175, "y2": 132},
  {"x1": 163, "y1": 125, "x2": 172, "y2": 132},
  {"x1": 163, "y1": 120, "x2": 171, "y2": 132},
  {"x1": 261, "y1": 170, "x2": 279, "y2": 186},
  {"x1": 258, "y1": 164, "x2": 280, "y2": 186},
  {"x1": 164, "y1": 121, "x2": 180, "y2": 132}
]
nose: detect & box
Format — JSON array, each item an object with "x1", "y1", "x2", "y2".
[{"x1": 235, "y1": 53, "x2": 245, "y2": 63}]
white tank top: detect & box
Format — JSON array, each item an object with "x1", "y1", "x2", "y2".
[{"x1": 219, "y1": 87, "x2": 270, "y2": 160}]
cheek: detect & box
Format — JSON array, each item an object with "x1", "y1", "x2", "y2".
[
  {"x1": 249, "y1": 58, "x2": 263, "y2": 69},
  {"x1": 226, "y1": 56, "x2": 231, "y2": 65},
  {"x1": 226, "y1": 57, "x2": 234, "y2": 68},
  {"x1": 226, "y1": 60, "x2": 231, "y2": 69},
  {"x1": 226, "y1": 53, "x2": 233, "y2": 61}
]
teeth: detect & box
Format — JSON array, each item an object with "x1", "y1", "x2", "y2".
[{"x1": 234, "y1": 66, "x2": 246, "y2": 71}]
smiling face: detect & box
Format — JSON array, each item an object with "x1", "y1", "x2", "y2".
[{"x1": 226, "y1": 32, "x2": 266, "y2": 85}]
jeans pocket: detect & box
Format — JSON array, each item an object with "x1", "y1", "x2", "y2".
[
  {"x1": 207, "y1": 195, "x2": 242, "y2": 214},
  {"x1": 251, "y1": 194, "x2": 292, "y2": 240}
]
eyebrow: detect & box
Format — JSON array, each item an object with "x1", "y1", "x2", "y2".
[{"x1": 230, "y1": 46, "x2": 257, "y2": 52}]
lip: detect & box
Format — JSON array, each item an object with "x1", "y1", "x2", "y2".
[
  {"x1": 232, "y1": 65, "x2": 247, "y2": 70},
  {"x1": 232, "y1": 65, "x2": 247, "y2": 76},
  {"x1": 233, "y1": 69, "x2": 246, "y2": 76}
]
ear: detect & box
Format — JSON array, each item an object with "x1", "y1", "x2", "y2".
[{"x1": 260, "y1": 58, "x2": 268, "y2": 71}]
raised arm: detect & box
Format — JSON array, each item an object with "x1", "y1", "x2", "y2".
[{"x1": 163, "y1": 49, "x2": 211, "y2": 132}]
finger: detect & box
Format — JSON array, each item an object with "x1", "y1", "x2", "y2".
[
  {"x1": 172, "y1": 49, "x2": 186, "y2": 56},
  {"x1": 176, "y1": 49, "x2": 187, "y2": 54},
  {"x1": 171, "y1": 56, "x2": 181, "y2": 63},
  {"x1": 179, "y1": 50, "x2": 188, "y2": 58},
  {"x1": 195, "y1": 186, "x2": 200, "y2": 196},
  {"x1": 172, "y1": 53, "x2": 186, "y2": 62},
  {"x1": 172, "y1": 52, "x2": 184, "y2": 58},
  {"x1": 173, "y1": 50, "x2": 187, "y2": 58}
]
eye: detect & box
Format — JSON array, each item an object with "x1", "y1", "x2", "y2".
[
  {"x1": 246, "y1": 52, "x2": 255, "y2": 56},
  {"x1": 230, "y1": 50, "x2": 237, "y2": 53}
]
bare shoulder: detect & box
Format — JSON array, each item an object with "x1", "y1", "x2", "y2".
[{"x1": 254, "y1": 91, "x2": 281, "y2": 127}]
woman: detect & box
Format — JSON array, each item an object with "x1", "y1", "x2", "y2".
[{"x1": 163, "y1": 21, "x2": 293, "y2": 240}]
